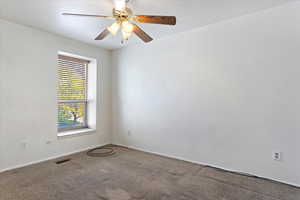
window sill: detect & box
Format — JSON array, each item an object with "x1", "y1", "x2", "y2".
[{"x1": 58, "y1": 128, "x2": 96, "y2": 139}]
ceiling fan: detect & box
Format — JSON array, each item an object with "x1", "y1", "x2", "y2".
[{"x1": 62, "y1": 0, "x2": 176, "y2": 43}]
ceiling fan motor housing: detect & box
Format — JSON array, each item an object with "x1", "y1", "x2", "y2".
[{"x1": 113, "y1": 8, "x2": 133, "y2": 22}]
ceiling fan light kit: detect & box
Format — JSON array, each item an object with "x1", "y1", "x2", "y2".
[
  {"x1": 62, "y1": 0, "x2": 176, "y2": 43},
  {"x1": 107, "y1": 21, "x2": 121, "y2": 36}
]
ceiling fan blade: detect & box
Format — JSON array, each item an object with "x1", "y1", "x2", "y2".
[
  {"x1": 62, "y1": 13, "x2": 112, "y2": 18},
  {"x1": 134, "y1": 15, "x2": 176, "y2": 25},
  {"x1": 133, "y1": 24, "x2": 153, "y2": 43},
  {"x1": 95, "y1": 29, "x2": 110, "y2": 40}
]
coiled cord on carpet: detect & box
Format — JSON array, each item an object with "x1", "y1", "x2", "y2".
[{"x1": 86, "y1": 145, "x2": 116, "y2": 157}]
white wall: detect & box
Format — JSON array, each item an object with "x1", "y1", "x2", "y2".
[
  {"x1": 112, "y1": 2, "x2": 300, "y2": 186},
  {"x1": 0, "y1": 19, "x2": 112, "y2": 171}
]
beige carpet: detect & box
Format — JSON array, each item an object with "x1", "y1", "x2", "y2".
[{"x1": 0, "y1": 146, "x2": 299, "y2": 200}]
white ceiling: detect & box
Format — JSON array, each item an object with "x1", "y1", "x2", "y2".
[{"x1": 0, "y1": 0, "x2": 296, "y2": 50}]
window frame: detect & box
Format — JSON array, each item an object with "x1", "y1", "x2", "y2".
[{"x1": 57, "y1": 54, "x2": 90, "y2": 133}]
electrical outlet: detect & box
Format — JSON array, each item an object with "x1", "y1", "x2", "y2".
[
  {"x1": 20, "y1": 140, "x2": 28, "y2": 149},
  {"x1": 127, "y1": 130, "x2": 131, "y2": 136},
  {"x1": 272, "y1": 151, "x2": 282, "y2": 161}
]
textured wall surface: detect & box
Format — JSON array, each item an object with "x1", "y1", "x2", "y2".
[
  {"x1": 0, "y1": 19, "x2": 112, "y2": 171},
  {"x1": 112, "y1": 2, "x2": 300, "y2": 186}
]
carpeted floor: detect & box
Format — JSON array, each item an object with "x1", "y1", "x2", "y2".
[{"x1": 0, "y1": 145, "x2": 299, "y2": 200}]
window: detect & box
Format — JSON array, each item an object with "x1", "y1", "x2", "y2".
[{"x1": 57, "y1": 55, "x2": 90, "y2": 132}]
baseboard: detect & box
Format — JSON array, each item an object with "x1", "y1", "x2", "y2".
[
  {"x1": 114, "y1": 143, "x2": 300, "y2": 188},
  {"x1": 0, "y1": 143, "x2": 109, "y2": 173}
]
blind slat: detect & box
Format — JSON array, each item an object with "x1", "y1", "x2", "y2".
[{"x1": 58, "y1": 55, "x2": 90, "y2": 64}]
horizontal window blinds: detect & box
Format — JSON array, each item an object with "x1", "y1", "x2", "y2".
[
  {"x1": 57, "y1": 55, "x2": 89, "y2": 131},
  {"x1": 57, "y1": 57, "x2": 88, "y2": 100}
]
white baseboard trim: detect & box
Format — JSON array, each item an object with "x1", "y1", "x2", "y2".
[
  {"x1": 114, "y1": 143, "x2": 300, "y2": 188},
  {"x1": 0, "y1": 143, "x2": 109, "y2": 173}
]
